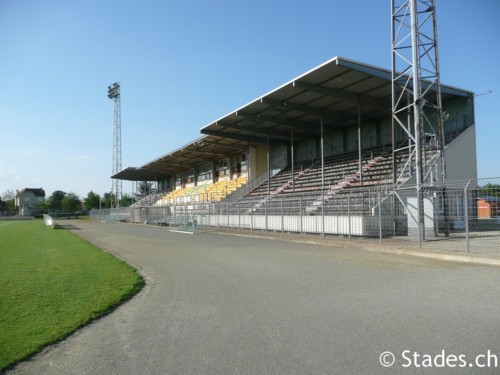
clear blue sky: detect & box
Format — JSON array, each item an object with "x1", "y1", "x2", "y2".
[{"x1": 1, "y1": 0, "x2": 498, "y2": 198}]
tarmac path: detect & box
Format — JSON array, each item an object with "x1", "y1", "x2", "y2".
[{"x1": 8, "y1": 220, "x2": 500, "y2": 374}]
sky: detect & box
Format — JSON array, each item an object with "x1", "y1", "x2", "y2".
[{"x1": 0, "y1": 0, "x2": 499, "y2": 199}]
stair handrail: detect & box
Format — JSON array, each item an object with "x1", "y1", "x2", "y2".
[{"x1": 224, "y1": 155, "x2": 288, "y2": 202}]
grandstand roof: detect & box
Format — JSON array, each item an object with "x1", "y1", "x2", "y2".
[
  {"x1": 111, "y1": 167, "x2": 170, "y2": 182},
  {"x1": 112, "y1": 135, "x2": 249, "y2": 180},
  {"x1": 200, "y1": 56, "x2": 472, "y2": 144},
  {"x1": 114, "y1": 56, "x2": 473, "y2": 181}
]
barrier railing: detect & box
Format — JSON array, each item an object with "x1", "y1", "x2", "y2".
[{"x1": 89, "y1": 178, "x2": 500, "y2": 254}]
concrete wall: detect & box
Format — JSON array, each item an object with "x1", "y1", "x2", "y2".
[
  {"x1": 196, "y1": 214, "x2": 393, "y2": 237},
  {"x1": 444, "y1": 124, "x2": 478, "y2": 186},
  {"x1": 249, "y1": 145, "x2": 268, "y2": 180}
]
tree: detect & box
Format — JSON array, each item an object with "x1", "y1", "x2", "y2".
[
  {"x1": 135, "y1": 182, "x2": 154, "y2": 199},
  {"x1": 102, "y1": 192, "x2": 114, "y2": 209},
  {"x1": 38, "y1": 201, "x2": 48, "y2": 214},
  {"x1": 0, "y1": 197, "x2": 6, "y2": 211},
  {"x1": 61, "y1": 192, "x2": 82, "y2": 212},
  {"x1": 46, "y1": 190, "x2": 66, "y2": 210},
  {"x1": 478, "y1": 183, "x2": 500, "y2": 198},
  {"x1": 83, "y1": 191, "x2": 101, "y2": 210},
  {"x1": 120, "y1": 193, "x2": 133, "y2": 207},
  {"x1": 2, "y1": 189, "x2": 15, "y2": 202},
  {"x1": 1, "y1": 189, "x2": 16, "y2": 211}
]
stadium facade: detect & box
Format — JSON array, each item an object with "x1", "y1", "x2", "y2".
[{"x1": 111, "y1": 56, "x2": 476, "y2": 239}]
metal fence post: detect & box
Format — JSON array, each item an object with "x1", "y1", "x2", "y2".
[
  {"x1": 265, "y1": 198, "x2": 268, "y2": 232},
  {"x1": 321, "y1": 189, "x2": 325, "y2": 239},
  {"x1": 392, "y1": 192, "x2": 396, "y2": 237},
  {"x1": 207, "y1": 203, "x2": 210, "y2": 229},
  {"x1": 281, "y1": 197, "x2": 284, "y2": 237},
  {"x1": 300, "y1": 196, "x2": 303, "y2": 237},
  {"x1": 336, "y1": 196, "x2": 340, "y2": 235},
  {"x1": 238, "y1": 200, "x2": 241, "y2": 230},
  {"x1": 183, "y1": 207, "x2": 187, "y2": 230},
  {"x1": 378, "y1": 191, "x2": 382, "y2": 245},
  {"x1": 348, "y1": 191, "x2": 352, "y2": 242},
  {"x1": 216, "y1": 203, "x2": 219, "y2": 230},
  {"x1": 464, "y1": 180, "x2": 471, "y2": 253},
  {"x1": 251, "y1": 197, "x2": 254, "y2": 234},
  {"x1": 227, "y1": 201, "x2": 230, "y2": 230}
]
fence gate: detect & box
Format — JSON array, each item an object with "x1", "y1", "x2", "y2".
[{"x1": 169, "y1": 205, "x2": 215, "y2": 234}]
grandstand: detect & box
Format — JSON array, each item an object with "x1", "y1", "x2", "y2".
[{"x1": 109, "y1": 56, "x2": 476, "y2": 239}]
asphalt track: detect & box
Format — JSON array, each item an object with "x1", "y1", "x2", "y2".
[{"x1": 8, "y1": 220, "x2": 500, "y2": 375}]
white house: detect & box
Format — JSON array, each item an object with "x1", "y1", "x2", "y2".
[{"x1": 15, "y1": 188, "x2": 46, "y2": 217}]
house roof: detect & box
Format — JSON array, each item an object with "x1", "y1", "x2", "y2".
[
  {"x1": 478, "y1": 196, "x2": 500, "y2": 203},
  {"x1": 17, "y1": 188, "x2": 46, "y2": 197}
]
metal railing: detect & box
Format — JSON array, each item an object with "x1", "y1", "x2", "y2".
[{"x1": 89, "y1": 178, "x2": 500, "y2": 254}]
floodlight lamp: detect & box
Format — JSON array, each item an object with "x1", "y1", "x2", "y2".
[
  {"x1": 474, "y1": 89, "x2": 492, "y2": 97},
  {"x1": 442, "y1": 111, "x2": 449, "y2": 121},
  {"x1": 107, "y1": 82, "x2": 120, "y2": 99},
  {"x1": 416, "y1": 98, "x2": 426, "y2": 109}
]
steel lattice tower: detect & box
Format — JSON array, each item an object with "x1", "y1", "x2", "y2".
[
  {"x1": 107, "y1": 82, "x2": 122, "y2": 208},
  {"x1": 391, "y1": 0, "x2": 448, "y2": 241}
]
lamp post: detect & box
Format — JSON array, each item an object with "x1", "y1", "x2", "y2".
[{"x1": 107, "y1": 82, "x2": 122, "y2": 208}]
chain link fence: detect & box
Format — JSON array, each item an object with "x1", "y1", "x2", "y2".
[
  {"x1": 0, "y1": 210, "x2": 19, "y2": 219},
  {"x1": 89, "y1": 178, "x2": 500, "y2": 254}
]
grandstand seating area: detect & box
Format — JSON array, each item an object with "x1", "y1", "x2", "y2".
[
  {"x1": 158, "y1": 176, "x2": 248, "y2": 206},
  {"x1": 133, "y1": 192, "x2": 165, "y2": 208},
  {"x1": 134, "y1": 147, "x2": 409, "y2": 218},
  {"x1": 248, "y1": 148, "x2": 393, "y2": 197},
  {"x1": 222, "y1": 147, "x2": 401, "y2": 216}
]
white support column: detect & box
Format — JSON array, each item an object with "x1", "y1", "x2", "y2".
[
  {"x1": 267, "y1": 136, "x2": 270, "y2": 196},
  {"x1": 291, "y1": 128, "x2": 295, "y2": 192},
  {"x1": 358, "y1": 103, "x2": 363, "y2": 185},
  {"x1": 321, "y1": 117, "x2": 325, "y2": 238},
  {"x1": 411, "y1": 0, "x2": 425, "y2": 241}
]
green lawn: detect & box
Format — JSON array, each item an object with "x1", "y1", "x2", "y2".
[{"x1": 0, "y1": 220, "x2": 144, "y2": 371}]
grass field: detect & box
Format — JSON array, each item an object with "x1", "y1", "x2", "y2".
[{"x1": 0, "y1": 220, "x2": 144, "y2": 371}]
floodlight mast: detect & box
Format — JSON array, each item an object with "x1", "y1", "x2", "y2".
[
  {"x1": 391, "y1": 0, "x2": 448, "y2": 242},
  {"x1": 107, "y1": 82, "x2": 122, "y2": 208}
]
